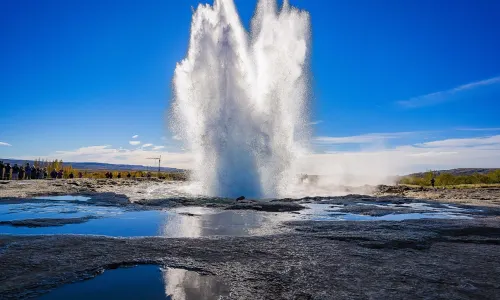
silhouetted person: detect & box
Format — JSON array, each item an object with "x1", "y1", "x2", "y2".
[
  {"x1": 12, "y1": 164, "x2": 19, "y2": 180},
  {"x1": 19, "y1": 166, "x2": 25, "y2": 180},
  {"x1": 0, "y1": 161, "x2": 4, "y2": 180},
  {"x1": 50, "y1": 169, "x2": 57, "y2": 179},
  {"x1": 117, "y1": 173, "x2": 121, "y2": 179},
  {"x1": 43, "y1": 168, "x2": 48, "y2": 179},
  {"x1": 4, "y1": 163, "x2": 11, "y2": 180},
  {"x1": 431, "y1": 178, "x2": 435, "y2": 188},
  {"x1": 78, "y1": 172, "x2": 83, "y2": 178},
  {"x1": 126, "y1": 172, "x2": 131, "y2": 178},
  {"x1": 57, "y1": 170, "x2": 63, "y2": 179},
  {"x1": 25, "y1": 163, "x2": 31, "y2": 180},
  {"x1": 69, "y1": 173, "x2": 74, "y2": 179},
  {"x1": 30, "y1": 166, "x2": 36, "y2": 179}
]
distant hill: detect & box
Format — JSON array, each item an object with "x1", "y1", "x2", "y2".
[
  {"x1": 0, "y1": 158, "x2": 184, "y2": 172},
  {"x1": 407, "y1": 168, "x2": 500, "y2": 178}
]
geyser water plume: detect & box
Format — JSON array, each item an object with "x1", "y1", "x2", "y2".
[{"x1": 171, "y1": 0, "x2": 311, "y2": 198}]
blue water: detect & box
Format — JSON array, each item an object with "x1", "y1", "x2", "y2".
[
  {"x1": 0, "y1": 198, "x2": 287, "y2": 237},
  {"x1": 34, "y1": 196, "x2": 91, "y2": 202},
  {"x1": 0, "y1": 196, "x2": 477, "y2": 237},
  {"x1": 301, "y1": 203, "x2": 473, "y2": 221},
  {"x1": 36, "y1": 265, "x2": 229, "y2": 300}
]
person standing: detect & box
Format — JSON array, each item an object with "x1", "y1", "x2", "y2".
[
  {"x1": 25, "y1": 163, "x2": 31, "y2": 180},
  {"x1": 19, "y1": 166, "x2": 25, "y2": 180},
  {"x1": 4, "y1": 163, "x2": 11, "y2": 180},
  {"x1": 12, "y1": 164, "x2": 19, "y2": 180},
  {"x1": 0, "y1": 161, "x2": 4, "y2": 180},
  {"x1": 31, "y1": 166, "x2": 36, "y2": 179}
]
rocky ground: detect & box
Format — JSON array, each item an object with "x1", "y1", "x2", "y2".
[
  {"x1": 1, "y1": 218, "x2": 499, "y2": 299},
  {"x1": 376, "y1": 184, "x2": 500, "y2": 208},
  {"x1": 1, "y1": 179, "x2": 500, "y2": 299}
]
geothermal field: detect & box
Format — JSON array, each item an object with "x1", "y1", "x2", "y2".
[{"x1": 1, "y1": 0, "x2": 499, "y2": 299}]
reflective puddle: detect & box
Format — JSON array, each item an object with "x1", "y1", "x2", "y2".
[
  {"x1": 37, "y1": 265, "x2": 229, "y2": 300},
  {"x1": 0, "y1": 196, "x2": 478, "y2": 237},
  {"x1": 34, "y1": 195, "x2": 92, "y2": 202},
  {"x1": 0, "y1": 198, "x2": 290, "y2": 237},
  {"x1": 301, "y1": 203, "x2": 474, "y2": 221}
]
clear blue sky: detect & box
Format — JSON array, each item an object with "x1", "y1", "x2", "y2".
[{"x1": 1, "y1": 0, "x2": 500, "y2": 169}]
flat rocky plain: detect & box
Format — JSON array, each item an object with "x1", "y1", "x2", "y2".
[{"x1": 1, "y1": 179, "x2": 500, "y2": 299}]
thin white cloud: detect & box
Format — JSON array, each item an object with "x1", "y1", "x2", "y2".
[
  {"x1": 397, "y1": 76, "x2": 500, "y2": 108},
  {"x1": 142, "y1": 143, "x2": 154, "y2": 148},
  {"x1": 416, "y1": 135, "x2": 500, "y2": 148},
  {"x1": 314, "y1": 132, "x2": 413, "y2": 145},
  {"x1": 129, "y1": 141, "x2": 141, "y2": 146},
  {"x1": 153, "y1": 146, "x2": 165, "y2": 150},
  {"x1": 455, "y1": 127, "x2": 500, "y2": 131},
  {"x1": 132, "y1": 135, "x2": 139, "y2": 139},
  {"x1": 0, "y1": 142, "x2": 12, "y2": 146}
]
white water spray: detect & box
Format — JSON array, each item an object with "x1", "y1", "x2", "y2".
[{"x1": 171, "y1": 0, "x2": 311, "y2": 198}]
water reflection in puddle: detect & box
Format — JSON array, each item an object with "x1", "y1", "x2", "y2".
[
  {"x1": 34, "y1": 196, "x2": 91, "y2": 202},
  {"x1": 0, "y1": 196, "x2": 478, "y2": 237},
  {"x1": 0, "y1": 199, "x2": 289, "y2": 237},
  {"x1": 37, "y1": 265, "x2": 229, "y2": 300},
  {"x1": 301, "y1": 203, "x2": 474, "y2": 221}
]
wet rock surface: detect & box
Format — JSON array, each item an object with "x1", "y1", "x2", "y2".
[
  {"x1": 0, "y1": 216, "x2": 97, "y2": 228},
  {"x1": 1, "y1": 217, "x2": 500, "y2": 299}
]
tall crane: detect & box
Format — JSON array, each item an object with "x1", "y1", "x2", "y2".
[{"x1": 146, "y1": 155, "x2": 161, "y2": 177}]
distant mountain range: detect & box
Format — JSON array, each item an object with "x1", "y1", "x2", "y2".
[
  {"x1": 407, "y1": 168, "x2": 500, "y2": 178},
  {"x1": 0, "y1": 158, "x2": 184, "y2": 172}
]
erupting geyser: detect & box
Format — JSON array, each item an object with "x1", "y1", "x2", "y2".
[{"x1": 171, "y1": 0, "x2": 311, "y2": 198}]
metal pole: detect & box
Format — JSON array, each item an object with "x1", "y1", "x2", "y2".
[{"x1": 158, "y1": 155, "x2": 161, "y2": 177}]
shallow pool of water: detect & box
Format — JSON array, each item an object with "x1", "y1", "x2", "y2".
[
  {"x1": 300, "y1": 203, "x2": 474, "y2": 221},
  {"x1": 34, "y1": 195, "x2": 92, "y2": 202},
  {"x1": 0, "y1": 198, "x2": 289, "y2": 237},
  {"x1": 36, "y1": 265, "x2": 229, "y2": 300},
  {"x1": 0, "y1": 196, "x2": 478, "y2": 237}
]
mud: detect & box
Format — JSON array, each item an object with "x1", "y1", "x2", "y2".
[{"x1": 1, "y1": 217, "x2": 500, "y2": 299}]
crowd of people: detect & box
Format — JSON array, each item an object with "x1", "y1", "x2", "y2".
[
  {"x1": 0, "y1": 161, "x2": 71, "y2": 180},
  {"x1": 1, "y1": 160, "x2": 163, "y2": 181}
]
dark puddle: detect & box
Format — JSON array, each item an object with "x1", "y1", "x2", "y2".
[{"x1": 37, "y1": 265, "x2": 229, "y2": 300}]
